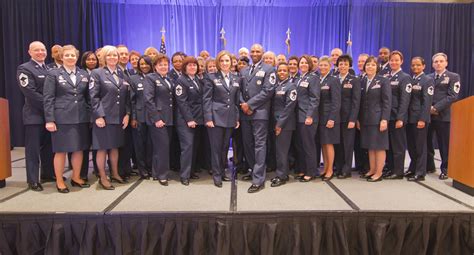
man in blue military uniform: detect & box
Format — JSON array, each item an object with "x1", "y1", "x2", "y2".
[
  {"x1": 378, "y1": 47, "x2": 391, "y2": 77},
  {"x1": 16, "y1": 41, "x2": 55, "y2": 191},
  {"x1": 427, "y1": 53, "x2": 461, "y2": 180},
  {"x1": 240, "y1": 44, "x2": 276, "y2": 193}
]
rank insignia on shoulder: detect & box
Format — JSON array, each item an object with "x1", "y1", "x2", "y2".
[
  {"x1": 19, "y1": 73, "x2": 29, "y2": 87},
  {"x1": 269, "y1": 73, "x2": 276, "y2": 85},
  {"x1": 175, "y1": 85, "x2": 183, "y2": 96},
  {"x1": 453, "y1": 81, "x2": 460, "y2": 94},
  {"x1": 290, "y1": 89, "x2": 297, "y2": 101},
  {"x1": 405, "y1": 84, "x2": 412, "y2": 93},
  {"x1": 427, "y1": 86, "x2": 434, "y2": 95}
]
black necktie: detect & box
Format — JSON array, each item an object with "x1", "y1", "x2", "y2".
[
  {"x1": 42, "y1": 64, "x2": 47, "y2": 70},
  {"x1": 250, "y1": 65, "x2": 255, "y2": 75},
  {"x1": 435, "y1": 74, "x2": 440, "y2": 80}
]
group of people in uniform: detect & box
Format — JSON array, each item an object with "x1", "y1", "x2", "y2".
[{"x1": 17, "y1": 41, "x2": 461, "y2": 193}]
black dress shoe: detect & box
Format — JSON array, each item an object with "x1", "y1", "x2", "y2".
[
  {"x1": 71, "y1": 179, "x2": 91, "y2": 188},
  {"x1": 214, "y1": 180, "x2": 222, "y2": 188},
  {"x1": 382, "y1": 171, "x2": 393, "y2": 178},
  {"x1": 439, "y1": 173, "x2": 448, "y2": 180},
  {"x1": 110, "y1": 176, "x2": 128, "y2": 184},
  {"x1": 294, "y1": 174, "x2": 305, "y2": 180},
  {"x1": 241, "y1": 174, "x2": 252, "y2": 181},
  {"x1": 322, "y1": 174, "x2": 334, "y2": 181},
  {"x1": 190, "y1": 173, "x2": 200, "y2": 179},
  {"x1": 383, "y1": 174, "x2": 403, "y2": 180},
  {"x1": 140, "y1": 174, "x2": 150, "y2": 180},
  {"x1": 181, "y1": 179, "x2": 190, "y2": 186},
  {"x1": 222, "y1": 176, "x2": 231, "y2": 182},
  {"x1": 270, "y1": 176, "x2": 288, "y2": 187},
  {"x1": 248, "y1": 184, "x2": 264, "y2": 193},
  {"x1": 408, "y1": 175, "x2": 425, "y2": 181},
  {"x1": 360, "y1": 174, "x2": 373, "y2": 179},
  {"x1": 337, "y1": 173, "x2": 352, "y2": 179},
  {"x1": 28, "y1": 182, "x2": 44, "y2": 191},
  {"x1": 99, "y1": 180, "x2": 115, "y2": 190},
  {"x1": 56, "y1": 185, "x2": 70, "y2": 193},
  {"x1": 299, "y1": 176, "x2": 316, "y2": 182},
  {"x1": 158, "y1": 180, "x2": 169, "y2": 186},
  {"x1": 403, "y1": 171, "x2": 415, "y2": 178},
  {"x1": 367, "y1": 176, "x2": 383, "y2": 182}
]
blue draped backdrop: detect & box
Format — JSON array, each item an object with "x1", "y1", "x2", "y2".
[{"x1": 0, "y1": 0, "x2": 472, "y2": 146}]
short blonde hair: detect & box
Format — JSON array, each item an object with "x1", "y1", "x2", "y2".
[{"x1": 101, "y1": 45, "x2": 119, "y2": 66}]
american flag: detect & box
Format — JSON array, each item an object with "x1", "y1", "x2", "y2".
[{"x1": 160, "y1": 34, "x2": 166, "y2": 54}]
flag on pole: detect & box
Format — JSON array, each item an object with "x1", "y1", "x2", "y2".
[
  {"x1": 160, "y1": 26, "x2": 167, "y2": 54},
  {"x1": 285, "y1": 28, "x2": 291, "y2": 55},
  {"x1": 220, "y1": 28, "x2": 227, "y2": 50},
  {"x1": 346, "y1": 30, "x2": 352, "y2": 57}
]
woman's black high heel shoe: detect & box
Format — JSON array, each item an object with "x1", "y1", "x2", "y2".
[
  {"x1": 56, "y1": 185, "x2": 70, "y2": 193},
  {"x1": 99, "y1": 180, "x2": 115, "y2": 190},
  {"x1": 71, "y1": 179, "x2": 91, "y2": 188}
]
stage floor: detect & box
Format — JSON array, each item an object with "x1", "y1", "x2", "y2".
[{"x1": 2, "y1": 148, "x2": 473, "y2": 214}]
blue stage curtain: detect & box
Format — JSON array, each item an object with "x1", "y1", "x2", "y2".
[{"x1": 0, "y1": 0, "x2": 472, "y2": 146}]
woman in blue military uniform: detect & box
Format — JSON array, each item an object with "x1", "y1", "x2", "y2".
[
  {"x1": 129, "y1": 55, "x2": 153, "y2": 180},
  {"x1": 384, "y1": 51, "x2": 412, "y2": 180},
  {"x1": 44, "y1": 45, "x2": 91, "y2": 193},
  {"x1": 295, "y1": 55, "x2": 321, "y2": 182},
  {"x1": 144, "y1": 54, "x2": 175, "y2": 186},
  {"x1": 175, "y1": 56, "x2": 205, "y2": 185},
  {"x1": 202, "y1": 50, "x2": 240, "y2": 188},
  {"x1": 358, "y1": 56, "x2": 391, "y2": 182},
  {"x1": 334, "y1": 55, "x2": 361, "y2": 179},
  {"x1": 405, "y1": 57, "x2": 434, "y2": 181},
  {"x1": 270, "y1": 62, "x2": 297, "y2": 187},
  {"x1": 317, "y1": 56, "x2": 341, "y2": 181},
  {"x1": 89, "y1": 45, "x2": 130, "y2": 190}
]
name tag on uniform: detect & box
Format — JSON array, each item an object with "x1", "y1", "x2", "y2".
[
  {"x1": 441, "y1": 77, "x2": 449, "y2": 84},
  {"x1": 256, "y1": 70, "x2": 265, "y2": 77},
  {"x1": 38, "y1": 75, "x2": 45, "y2": 78},
  {"x1": 300, "y1": 81, "x2": 309, "y2": 88},
  {"x1": 81, "y1": 77, "x2": 88, "y2": 82},
  {"x1": 412, "y1": 85, "x2": 422, "y2": 90},
  {"x1": 233, "y1": 82, "x2": 239, "y2": 87},
  {"x1": 343, "y1": 83, "x2": 352, "y2": 89},
  {"x1": 371, "y1": 85, "x2": 381, "y2": 89},
  {"x1": 276, "y1": 91, "x2": 285, "y2": 95},
  {"x1": 104, "y1": 80, "x2": 112, "y2": 84},
  {"x1": 155, "y1": 80, "x2": 162, "y2": 86},
  {"x1": 390, "y1": 81, "x2": 399, "y2": 86},
  {"x1": 321, "y1": 85, "x2": 330, "y2": 90}
]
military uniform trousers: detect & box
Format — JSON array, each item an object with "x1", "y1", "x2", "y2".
[
  {"x1": 207, "y1": 126, "x2": 233, "y2": 182},
  {"x1": 335, "y1": 123, "x2": 356, "y2": 175},
  {"x1": 176, "y1": 125, "x2": 204, "y2": 180},
  {"x1": 132, "y1": 122, "x2": 153, "y2": 176},
  {"x1": 407, "y1": 123, "x2": 429, "y2": 176},
  {"x1": 24, "y1": 124, "x2": 54, "y2": 183},
  {"x1": 387, "y1": 120, "x2": 407, "y2": 176},
  {"x1": 241, "y1": 119, "x2": 268, "y2": 186},
  {"x1": 149, "y1": 125, "x2": 172, "y2": 180},
  {"x1": 296, "y1": 123, "x2": 319, "y2": 176},
  {"x1": 275, "y1": 130, "x2": 293, "y2": 178},
  {"x1": 427, "y1": 120, "x2": 450, "y2": 173}
]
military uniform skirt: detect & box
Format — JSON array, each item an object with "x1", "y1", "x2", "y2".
[
  {"x1": 51, "y1": 123, "x2": 91, "y2": 153},
  {"x1": 360, "y1": 124, "x2": 389, "y2": 150},
  {"x1": 319, "y1": 123, "x2": 340, "y2": 145},
  {"x1": 92, "y1": 124, "x2": 124, "y2": 150}
]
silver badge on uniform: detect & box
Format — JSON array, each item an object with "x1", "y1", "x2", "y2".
[
  {"x1": 137, "y1": 83, "x2": 144, "y2": 90},
  {"x1": 453, "y1": 81, "x2": 460, "y2": 94},
  {"x1": 256, "y1": 70, "x2": 265, "y2": 77},
  {"x1": 19, "y1": 73, "x2": 29, "y2": 87},
  {"x1": 290, "y1": 89, "x2": 297, "y2": 101},
  {"x1": 441, "y1": 76, "x2": 449, "y2": 84},
  {"x1": 156, "y1": 80, "x2": 162, "y2": 86},
  {"x1": 405, "y1": 83, "x2": 412, "y2": 93},
  {"x1": 269, "y1": 73, "x2": 276, "y2": 85},
  {"x1": 175, "y1": 85, "x2": 183, "y2": 96},
  {"x1": 89, "y1": 77, "x2": 95, "y2": 89},
  {"x1": 427, "y1": 86, "x2": 434, "y2": 95},
  {"x1": 81, "y1": 77, "x2": 88, "y2": 82}
]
